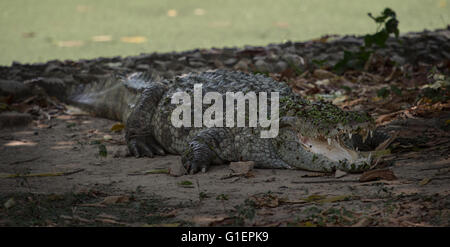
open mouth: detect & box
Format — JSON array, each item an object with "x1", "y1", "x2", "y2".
[
  {"x1": 298, "y1": 126, "x2": 374, "y2": 164},
  {"x1": 299, "y1": 134, "x2": 359, "y2": 163}
]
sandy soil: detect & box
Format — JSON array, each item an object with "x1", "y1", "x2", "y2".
[{"x1": 0, "y1": 110, "x2": 449, "y2": 226}]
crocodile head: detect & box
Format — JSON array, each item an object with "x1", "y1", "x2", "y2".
[{"x1": 277, "y1": 97, "x2": 375, "y2": 172}]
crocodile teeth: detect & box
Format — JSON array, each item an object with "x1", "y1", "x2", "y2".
[
  {"x1": 349, "y1": 133, "x2": 352, "y2": 139},
  {"x1": 327, "y1": 138, "x2": 331, "y2": 145},
  {"x1": 362, "y1": 130, "x2": 369, "y2": 143},
  {"x1": 370, "y1": 130, "x2": 373, "y2": 138}
]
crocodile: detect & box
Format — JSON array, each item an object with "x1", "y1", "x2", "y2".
[{"x1": 30, "y1": 69, "x2": 379, "y2": 174}]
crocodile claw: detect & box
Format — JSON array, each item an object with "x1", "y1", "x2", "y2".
[
  {"x1": 183, "y1": 160, "x2": 210, "y2": 174},
  {"x1": 128, "y1": 138, "x2": 154, "y2": 158},
  {"x1": 127, "y1": 136, "x2": 166, "y2": 158}
]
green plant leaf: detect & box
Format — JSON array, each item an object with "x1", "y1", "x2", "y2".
[
  {"x1": 365, "y1": 30, "x2": 389, "y2": 48},
  {"x1": 382, "y1": 8, "x2": 396, "y2": 18},
  {"x1": 377, "y1": 87, "x2": 390, "y2": 98},
  {"x1": 390, "y1": 85, "x2": 402, "y2": 96},
  {"x1": 385, "y1": 18, "x2": 399, "y2": 38},
  {"x1": 98, "y1": 144, "x2": 107, "y2": 157}
]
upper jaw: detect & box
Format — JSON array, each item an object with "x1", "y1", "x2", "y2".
[{"x1": 295, "y1": 115, "x2": 375, "y2": 140}]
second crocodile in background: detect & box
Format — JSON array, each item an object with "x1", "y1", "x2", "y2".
[{"x1": 34, "y1": 69, "x2": 378, "y2": 174}]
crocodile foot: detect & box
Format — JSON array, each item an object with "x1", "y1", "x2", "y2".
[
  {"x1": 181, "y1": 141, "x2": 218, "y2": 174},
  {"x1": 127, "y1": 135, "x2": 165, "y2": 158}
]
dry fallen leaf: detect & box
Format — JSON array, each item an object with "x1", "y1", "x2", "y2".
[
  {"x1": 167, "y1": 9, "x2": 177, "y2": 17},
  {"x1": 352, "y1": 217, "x2": 371, "y2": 227},
  {"x1": 144, "y1": 222, "x2": 181, "y2": 227},
  {"x1": 359, "y1": 169, "x2": 397, "y2": 182},
  {"x1": 96, "y1": 213, "x2": 119, "y2": 220},
  {"x1": 168, "y1": 163, "x2": 186, "y2": 177},
  {"x1": 101, "y1": 195, "x2": 130, "y2": 205},
  {"x1": 95, "y1": 218, "x2": 125, "y2": 225},
  {"x1": 419, "y1": 177, "x2": 432, "y2": 186},
  {"x1": 249, "y1": 194, "x2": 280, "y2": 208},
  {"x1": 92, "y1": 35, "x2": 112, "y2": 42},
  {"x1": 192, "y1": 215, "x2": 230, "y2": 226},
  {"x1": 194, "y1": 8, "x2": 205, "y2": 16},
  {"x1": 313, "y1": 69, "x2": 338, "y2": 80},
  {"x1": 300, "y1": 221, "x2": 317, "y2": 227},
  {"x1": 120, "y1": 36, "x2": 147, "y2": 44},
  {"x1": 103, "y1": 135, "x2": 113, "y2": 141},
  {"x1": 340, "y1": 98, "x2": 364, "y2": 108},
  {"x1": 274, "y1": 21, "x2": 289, "y2": 28},
  {"x1": 332, "y1": 95, "x2": 349, "y2": 105},
  {"x1": 4, "y1": 198, "x2": 16, "y2": 209},
  {"x1": 22, "y1": 32, "x2": 36, "y2": 38},
  {"x1": 57, "y1": 40, "x2": 84, "y2": 47},
  {"x1": 65, "y1": 105, "x2": 90, "y2": 116},
  {"x1": 303, "y1": 194, "x2": 326, "y2": 202},
  {"x1": 376, "y1": 111, "x2": 402, "y2": 125},
  {"x1": 312, "y1": 36, "x2": 331, "y2": 43},
  {"x1": 76, "y1": 5, "x2": 91, "y2": 13},
  {"x1": 229, "y1": 161, "x2": 254, "y2": 174},
  {"x1": 335, "y1": 169, "x2": 347, "y2": 178},
  {"x1": 110, "y1": 122, "x2": 125, "y2": 132}
]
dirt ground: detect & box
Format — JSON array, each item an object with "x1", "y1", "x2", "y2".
[{"x1": 0, "y1": 109, "x2": 449, "y2": 226}]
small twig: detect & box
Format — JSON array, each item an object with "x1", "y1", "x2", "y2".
[
  {"x1": 220, "y1": 173, "x2": 246, "y2": 180},
  {"x1": 0, "y1": 169, "x2": 84, "y2": 178},
  {"x1": 127, "y1": 169, "x2": 169, "y2": 176},
  {"x1": 410, "y1": 176, "x2": 450, "y2": 181},
  {"x1": 291, "y1": 179, "x2": 359, "y2": 184},
  {"x1": 420, "y1": 165, "x2": 450, "y2": 171},
  {"x1": 363, "y1": 53, "x2": 374, "y2": 71},
  {"x1": 375, "y1": 132, "x2": 399, "y2": 151},
  {"x1": 61, "y1": 169, "x2": 85, "y2": 176},
  {"x1": 195, "y1": 179, "x2": 202, "y2": 203},
  {"x1": 8, "y1": 156, "x2": 41, "y2": 166}
]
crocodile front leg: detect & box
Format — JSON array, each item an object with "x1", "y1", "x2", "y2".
[
  {"x1": 181, "y1": 128, "x2": 237, "y2": 174},
  {"x1": 125, "y1": 82, "x2": 167, "y2": 157}
]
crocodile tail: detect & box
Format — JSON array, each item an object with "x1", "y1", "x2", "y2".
[{"x1": 29, "y1": 72, "x2": 159, "y2": 122}]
